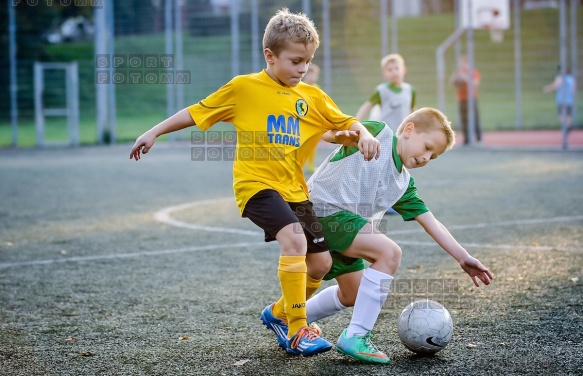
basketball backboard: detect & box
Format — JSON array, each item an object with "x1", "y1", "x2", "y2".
[{"x1": 460, "y1": 0, "x2": 510, "y2": 30}]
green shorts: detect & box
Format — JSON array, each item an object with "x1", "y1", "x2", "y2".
[{"x1": 318, "y1": 210, "x2": 368, "y2": 280}]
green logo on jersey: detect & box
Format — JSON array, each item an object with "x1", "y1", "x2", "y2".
[{"x1": 295, "y1": 99, "x2": 308, "y2": 118}]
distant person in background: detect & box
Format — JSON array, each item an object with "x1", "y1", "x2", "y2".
[
  {"x1": 450, "y1": 55, "x2": 482, "y2": 145},
  {"x1": 356, "y1": 53, "x2": 415, "y2": 215},
  {"x1": 543, "y1": 66, "x2": 577, "y2": 131},
  {"x1": 356, "y1": 53, "x2": 416, "y2": 132},
  {"x1": 303, "y1": 63, "x2": 321, "y2": 88},
  {"x1": 304, "y1": 63, "x2": 321, "y2": 174}
]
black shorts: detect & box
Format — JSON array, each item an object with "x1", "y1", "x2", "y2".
[
  {"x1": 242, "y1": 189, "x2": 328, "y2": 253},
  {"x1": 557, "y1": 104, "x2": 573, "y2": 117}
]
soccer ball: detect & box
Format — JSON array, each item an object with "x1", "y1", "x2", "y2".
[{"x1": 397, "y1": 299, "x2": 453, "y2": 354}]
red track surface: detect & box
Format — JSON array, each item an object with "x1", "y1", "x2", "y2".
[
  {"x1": 456, "y1": 129, "x2": 583, "y2": 150},
  {"x1": 319, "y1": 130, "x2": 583, "y2": 151}
]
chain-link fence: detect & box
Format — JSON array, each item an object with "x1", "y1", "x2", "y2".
[{"x1": 1, "y1": 0, "x2": 581, "y2": 147}]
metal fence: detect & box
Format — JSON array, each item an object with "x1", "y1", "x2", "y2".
[{"x1": 1, "y1": 0, "x2": 581, "y2": 147}]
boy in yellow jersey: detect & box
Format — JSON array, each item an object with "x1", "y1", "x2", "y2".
[{"x1": 129, "y1": 8, "x2": 380, "y2": 357}]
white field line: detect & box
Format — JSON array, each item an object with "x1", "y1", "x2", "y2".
[
  {"x1": 389, "y1": 215, "x2": 583, "y2": 235},
  {"x1": 396, "y1": 240, "x2": 583, "y2": 252},
  {"x1": 155, "y1": 199, "x2": 583, "y2": 252},
  {"x1": 0, "y1": 242, "x2": 270, "y2": 269},
  {"x1": 4, "y1": 201, "x2": 581, "y2": 269},
  {"x1": 154, "y1": 198, "x2": 262, "y2": 236}
]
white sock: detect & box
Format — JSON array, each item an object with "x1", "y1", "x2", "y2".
[
  {"x1": 346, "y1": 268, "x2": 393, "y2": 337},
  {"x1": 306, "y1": 285, "x2": 347, "y2": 323}
]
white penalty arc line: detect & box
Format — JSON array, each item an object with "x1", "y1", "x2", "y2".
[
  {"x1": 6, "y1": 202, "x2": 580, "y2": 269},
  {"x1": 1, "y1": 199, "x2": 263, "y2": 270},
  {"x1": 155, "y1": 198, "x2": 583, "y2": 252},
  {"x1": 389, "y1": 215, "x2": 583, "y2": 235},
  {"x1": 154, "y1": 198, "x2": 262, "y2": 236},
  {"x1": 0, "y1": 242, "x2": 270, "y2": 269}
]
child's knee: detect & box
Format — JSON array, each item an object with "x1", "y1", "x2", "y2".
[
  {"x1": 387, "y1": 244, "x2": 402, "y2": 269},
  {"x1": 306, "y1": 252, "x2": 332, "y2": 279},
  {"x1": 318, "y1": 254, "x2": 333, "y2": 276},
  {"x1": 390, "y1": 244, "x2": 402, "y2": 262},
  {"x1": 375, "y1": 243, "x2": 402, "y2": 274},
  {"x1": 278, "y1": 228, "x2": 308, "y2": 256},
  {"x1": 373, "y1": 242, "x2": 401, "y2": 263}
]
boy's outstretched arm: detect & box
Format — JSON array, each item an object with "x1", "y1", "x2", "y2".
[
  {"x1": 348, "y1": 122, "x2": 381, "y2": 161},
  {"x1": 321, "y1": 129, "x2": 359, "y2": 146},
  {"x1": 415, "y1": 211, "x2": 493, "y2": 287},
  {"x1": 543, "y1": 76, "x2": 561, "y2": 93},
  {"x1": 130, "y1": 108, "x2": 195, "y2": 161},
  {"x1": 322, "y1": 123, "x2": 380, "y2": 160}
]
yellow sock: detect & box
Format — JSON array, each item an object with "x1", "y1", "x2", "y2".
[
  {"x1": 271, "y1": 297, "x2": 286, "y2": 321},
  {"x1": 306, "y1": 274, "x2": 322, "y2": 301},
  {"x1": 271, "y1": 274, "x2": 322, "y2": 321},
  {"x1": 278, "y1": 255, "x2": 307, "y2": 337}
]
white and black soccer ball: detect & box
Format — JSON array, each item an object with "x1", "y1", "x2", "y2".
[{"x1": 397, "y1": 299, "x2": 453, "y2": 354}]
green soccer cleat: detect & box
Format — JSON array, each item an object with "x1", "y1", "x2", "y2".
[{"x1": 336, "y1": 329, "x2": 390, "y2": 364}]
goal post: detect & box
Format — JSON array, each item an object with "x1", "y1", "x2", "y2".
[{"x1": 34, "y1": 62, "x2": 80, "y2": 147}]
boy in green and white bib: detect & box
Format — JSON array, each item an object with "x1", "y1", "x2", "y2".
[{"x1": 306, "y1": 107, "x2": 494, "y2": 364}]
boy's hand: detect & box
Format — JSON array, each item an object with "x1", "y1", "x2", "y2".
[
  {"x1": 358, "y1": 131, "x2": 381, "y2": 161},
  {"x1": 334, "y1": 130, "x2": 360, "y2": 146},
  {"x1": 459, "y1": 256, "x2": 493, "y2": 287},
  {"x1": 130, "y1": 131, "x2": 157, "y2": 161}
]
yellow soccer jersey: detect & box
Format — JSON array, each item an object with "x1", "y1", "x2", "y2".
[{"x1": 188, "y1": 70, "x2": 356, "y2": 214}]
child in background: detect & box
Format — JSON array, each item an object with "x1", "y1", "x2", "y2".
[
  {"x1": 303, "y1": 63, "x2": 321, "y2": 174},
  {"x1": 356, "y1": 53, "x2": 415, "y2": 215},
  {"x1": 450, "y1": 55, "x2": 482, "y2": 145},
  {"x1": 129, "y1": 8, "x2": 380, "y2": 358},
  {"x1": 543, "y1": 65, "x2": 577, "y2": 131},
  {"x1": 356, "y1": 53, "x2": 416, "y2": 132},
  {"x1": 303, "y1": 63, "x2": 320, "y2": 88}
]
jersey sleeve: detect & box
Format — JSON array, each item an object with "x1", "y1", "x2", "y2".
[
  {"x1": 187, "y1": 79, "x2": 237, "y2": 131},
  {"x1": 392, "y1": 176, "x2": 429, "y2": 221},
  {"x1": 329, "y1": 121, "x2": 385, "y2": 162},
  {"x1": 410, "y1": 85, "x2": 417, "y2": 109},
  {"x1": 316, "y1": 91, "x2": 358, "y2": 131},
  {"x1": 368, "y1": 90, "x2": 381, "y2": 105}
]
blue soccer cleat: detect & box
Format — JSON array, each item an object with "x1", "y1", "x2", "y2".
[
  {"x1": 285, "y1": 326, "x2": 333, "y2": 357},
  {"x1": 260, "y1": 304, "x2": 288, "y2": 349}
]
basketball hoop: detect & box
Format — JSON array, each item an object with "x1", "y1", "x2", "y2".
[
  {"x1": 461, "y1": 0, "x2": 510, "y2": 43},
  {"x1": 484, "y1": 24, "x2": 504, "y2": 43}
]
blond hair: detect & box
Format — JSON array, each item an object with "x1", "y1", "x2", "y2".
[
  {"x1": 396, "y1": 107, "x2": 456, "y2": 150},
  {"x1": 262, "y1": 8, "x2": 320, "y2": 56},
  {"x1": 381, "y1": 53, "x2": 405, "y2": 70}
]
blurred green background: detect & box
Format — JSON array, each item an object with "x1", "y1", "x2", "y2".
[{"x1": 1, "y1": 1, "x2": 581, "y2": 147}]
